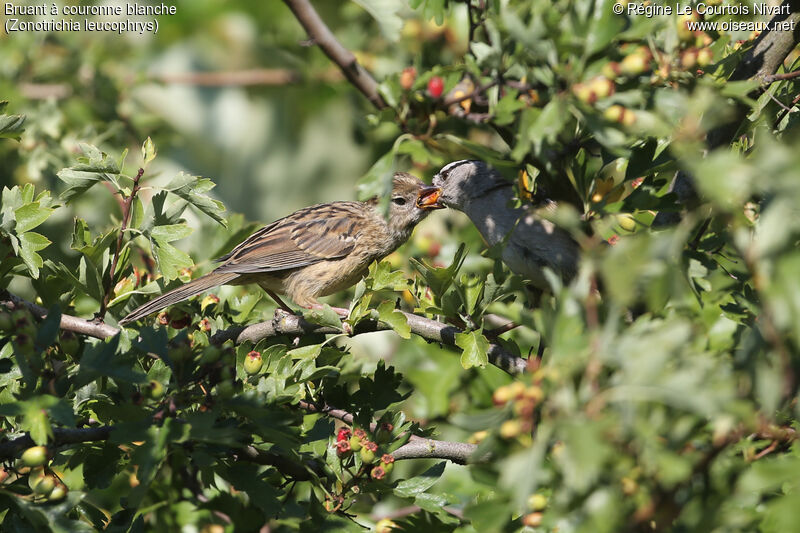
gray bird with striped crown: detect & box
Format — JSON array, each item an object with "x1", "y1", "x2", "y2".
[{"x1": 417, "y1": 160, "x2": 580, "y2": 290}]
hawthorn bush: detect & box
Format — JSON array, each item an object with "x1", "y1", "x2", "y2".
[{"x1": 1, "y1": 0, "x2": 800, "y2": 531}]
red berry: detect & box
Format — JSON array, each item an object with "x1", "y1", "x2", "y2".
[
  {"x1": 337, "y1": 428, "x2": 352, "y2": 442},
  {"x1": 427, "y1": 76, "x2": 444, "y2": 98}
]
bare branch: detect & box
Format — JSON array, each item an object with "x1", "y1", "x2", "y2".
[
  {"x1": 392, "y1": 437, "x2": 480, "y2": 465},
  {"x1": 213, "y1": 310, "x2": 529, "y2": 375},
  {"x1": 1, "y1": 290, "x2": 119, "y2": 340},
  {"x1": 762, "y1": 69, "x2": 800, "y2": 84},
  {"x1": 0, "y1": 426, "x2": 112, "y2": 460},
  {"x1": 155, "y1": 69, "x2": 301, "y2": 86},
  {"x1": 282, "y1": 0, "x2": 386, "y2": 109},
  {"x1": 3, "y1": 288, "x2": 527, "y2": 374}
]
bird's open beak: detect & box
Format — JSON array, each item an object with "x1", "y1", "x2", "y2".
[{"x1": 416, "y1": 186, "x2": 445, "y2": 209}]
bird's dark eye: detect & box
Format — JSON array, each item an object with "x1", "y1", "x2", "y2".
[{"x1": 392, "y1": 197, "x2": 407, "y2": 206}]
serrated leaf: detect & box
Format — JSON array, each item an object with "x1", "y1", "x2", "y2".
[
  {"x1": 0, "y1": 110, "x2": 25, "y2": 139},
  {"x1": 14, "y1": 202, "x2": 53, "y2": 233},
  {"x1": 164, "y1": 172, "x2": 226, "y2": 226},
  {"x1": 18, "y1": 231, "x2": 51, "y2": 278},
  {"x1": 410, "y1": 243, "x2": 467, "y2": 303},
  {"x1": 378, "y1": 301, "x2": 411, "y2": 339},
  {"x1": 57, "y1": 144, "x2": 122, "y2": 202},
  {"x1": 455, "y1": 330, "x2": 489, "y2": 369},
  {"x1": 151, "y1": 238, "x2": 193, "y2": 281},
  {"x1": 150, "y1": 224, "x2": 193, "y2": 243},
  {"x1": 368, "y1": 260, "x2": 410, "y2": 292},
  {"x1": 287, "y1": 344, "x2": 322, "y2": 360}
]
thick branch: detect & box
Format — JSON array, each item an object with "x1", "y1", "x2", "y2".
[
  {"x1": 1, "y1": 290, "x2": 119, "y2": 340},
  {"x1": 212, "y1": 310, "x2": 528, "y2": 374},
  {"x1": 0, "y1": 426, "x2": 112, "y2": 460},
  {"x1": 2, "y1": 290, "x2": 527, "y2": 374},
  {"x1": 391, "y1": 437, "x2": 479, "y2": 465},
  {"x1": 282, "y1": 0, "x2": 386, "y2": 109}
]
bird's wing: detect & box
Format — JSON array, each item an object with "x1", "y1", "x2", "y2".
[{"x1": 214, "y1": 202, "x2": 365, "y2": 274}]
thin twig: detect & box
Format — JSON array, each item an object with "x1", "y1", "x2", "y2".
[
  {"x1": 766, "y1": 90, "x2": 794, "y2": 112},
  {"x1": 98, "y1": 167, "x2": 144, "y2": 320},
  {"x1": 773, "y1": 93, "x2": 800, "y2": 128},
  {"x1": 689, "y1": 218, "x2": 712, "y2": 251},
  {"x1": 762, "y1": 69, "x2": 800, "y2": 84},
  {"x1": 282, "y1": 0, "x2": 386, "y2": 109}
]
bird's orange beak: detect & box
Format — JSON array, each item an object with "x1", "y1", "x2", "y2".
[{"x1": 416, "y1": 186, "x2": 444, "y2": 209}]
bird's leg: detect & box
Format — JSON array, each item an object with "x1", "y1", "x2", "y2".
[{"x1": 264, "y1": 288, "x2": 295, "y2": 314}]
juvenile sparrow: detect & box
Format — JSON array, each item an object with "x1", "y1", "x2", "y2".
[
  {"x1": 120, "y1": 172, "x2": 438, "y2": 324},
  {"x1": 417, "y1": 160, "x2": 580, "y2": 290}
]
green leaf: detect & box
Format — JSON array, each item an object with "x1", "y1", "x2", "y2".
[
  {"x1": 287, "y1": 344, "x2": 322, "y2": 360},
  {"x1": 18, "y1": 231, "x2": 51, "y2": 278},
  {"x1": 151, "y1": 238, "x2": 193, "y2": 281},
  {"x1": 378, "y1": 301, "x2": 411, "y2": 339},
  {"x1": 411, "y1": 243, "x2": 467, "y2": 304},
  {"x1": 35, "y1": 306, "x2": 62, "y2": 350},
  {"x1": 142, "y1": 136, "x2": 157, "y2": 166},
  {"x1": 13, "y1": 202, "x2": 54, "y2": 233},
  {"x1": 150, "y1": 224, "x2": 193, "y2": 243},
  {"x1": 0, "y1": 101, "x2": 25, "y2": 139},
  {"x1": 394, "y1": 461, "x2": 447, "y2": 498},
  {"x1": 368, "y1": 260, "x2": 410, "y2": 292},
  {"x1": 455, "y1": 330, "x2": 489, "y2": 369},
  {"x1": 56, "y1": 144, "x2": 122, "y2": 202},
  {"x1": 357, "y1": 150, "x2": 396, "y2": 203},
  {"x1": 457, "y1": 274, "x2": 484, "y2": 316},
  {"x1": 584, "y1": 0, "x2": 626, "y2": 55},
  {"x1": 164, "y1": 172, "x2": 227, "y2": 226},
  {"x1": 353, "y1": 0, "x2": 402, "y2": 41}
]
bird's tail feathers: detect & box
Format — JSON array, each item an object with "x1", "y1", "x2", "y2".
[{"x1": 119, "y1": 271, "x2": 237, "y2": 325}]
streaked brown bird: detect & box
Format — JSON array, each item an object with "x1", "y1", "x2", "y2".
[{"x1": 120, "y1": 172, "x2": 440, "y2": 325}]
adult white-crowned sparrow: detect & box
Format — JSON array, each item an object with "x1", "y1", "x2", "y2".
[
  {"x1": 120, "y1": 172, "x2": 440, "y2": 324},
  {"x1": 416, "y1": 160, "x2": 579, "y2": 289}
]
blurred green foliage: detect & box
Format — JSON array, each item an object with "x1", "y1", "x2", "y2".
[{"x1": 2, "y1": 0, "x2": 800, "y2": 531}]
